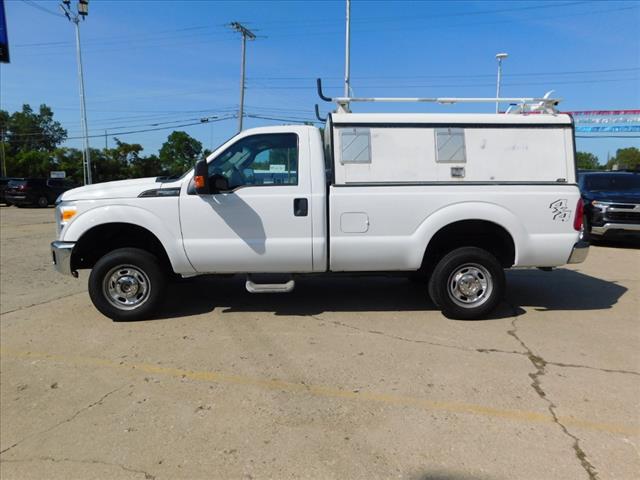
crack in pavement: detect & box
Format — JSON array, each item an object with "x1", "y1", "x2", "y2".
[
  {"x1": 310, "y1": 314, "x2": 639, "y2": 377},
  {"x1": 0, "y1": 456, "x2": 155, "y2": 479},
  {"x1": 0, "y1": 386, "x2": 125, "y2": 456},
  {"x1": 505, "y1": 305, "x2": 599, "y2": 480},
  {"x1": 308, "y1": 315, "x2": 474, "y2": 353},
  {"x1": 476, "y1": 349, "x2": 639, "y2": 377},
  {"x1": 0, "y1": 291, "x2": 86, "y2": 316}
]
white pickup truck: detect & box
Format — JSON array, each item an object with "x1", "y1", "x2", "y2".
[{"x1": 52, "y1": 95, "x2": 588, "y2": 321}]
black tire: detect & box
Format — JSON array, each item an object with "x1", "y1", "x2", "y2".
[
  {"x1": 428, "y1": 247, "x2": 505, "y2": 320},
  {"x1": 37, "y1": 196, "x2": 48, "y2": 208},
  {"x1": 427, "y1": 272, "x2": 441, "y2": 307},
  {"x1": 88, "y1": 248, "x2": 167, "y2": 321}
]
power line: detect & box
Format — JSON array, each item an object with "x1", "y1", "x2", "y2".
[
  {"x1": 8, "y1": 116, "x2": 236, "y2": 140},
  {"x1": 250, "y1": 67, "x2": 640, "y2": 81},
  {"x1": 20, "y1": 0, "x2": 65, "y2": 18},
  {"x1": 13, "y1": 25, "x2": 228, "y2": 48},
  {"x1": 241, "y1": 1, "x2": 589, "y2": 26},
  {"x1": 246, "y1": 77, "x2": 640, "y2": 90},
  {"x1": 268, "y1": 4, "x2": 638, "y2": 38}
]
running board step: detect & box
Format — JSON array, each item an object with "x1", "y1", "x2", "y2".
[{"x1": 245, "y1": 276, "x2": 295, "y2": 293}]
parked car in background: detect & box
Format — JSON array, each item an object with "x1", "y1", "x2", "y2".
[
  {"x1": 0, "y1": 177, "x2": 21, "y2": 205},
  {"x1": 578, "y1": 171, "x2": 640, "y2": 241},
  {"x1": 5, "y1": 178, "x2": 77, "y2": 208}
]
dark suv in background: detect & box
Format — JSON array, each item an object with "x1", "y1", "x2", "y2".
[
  {"x1": 578, "y1": 171, "x2": 640, "y2": 241},
  {"x1": 0, "y1": 177, "x2": 21, "y2": 205},
  {"x1": 4, "y1": 178, "x2": 77, "y2": 208}
]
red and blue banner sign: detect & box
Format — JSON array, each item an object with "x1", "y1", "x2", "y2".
[{"x1": 568, "y1": 110, "x2": 640, "y2": 133}]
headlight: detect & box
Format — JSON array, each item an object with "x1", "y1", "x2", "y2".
[{"x1": 591, "y1": 200, "x2": 609, "y2": 209}]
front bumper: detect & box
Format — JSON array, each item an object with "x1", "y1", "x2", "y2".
[
  {"x1": 591, "y1": 223, "x2": 640, "y2": 236},
  {"x1": 567, "y1": 240, "x2": 589, "y2": 264},
  {"x1": 5, "y1": 194, "x2": 31, "y2": 205},
  {"x1": 51, "y1": 241, "x2": 77, "y2": 277}
]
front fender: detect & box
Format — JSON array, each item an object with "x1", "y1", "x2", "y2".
[{"x1": 62, "y1": 203, "x2": 195, "y2": 274}]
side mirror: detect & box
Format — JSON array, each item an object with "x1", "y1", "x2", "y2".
[{"x1": 194, "y1": 159, "x2": 209, "y2": 194}]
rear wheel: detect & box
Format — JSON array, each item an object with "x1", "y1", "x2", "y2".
[
  {"x1": 428, "y1": 247, "x2": 505, "y2": 320},
  {"x1": 89, "y1": 248, "x2": 166, "y2": 321},
  {"x1": 37, "y1": 196, "x2": 48, "y2": 208}
]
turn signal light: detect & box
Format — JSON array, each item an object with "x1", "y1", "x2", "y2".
[
  {"x1": 194, "y1": 175, "x2": 206, "y2": 189},
  {"x1": 60, "y1": 207, "x2": 77, "y2": 223}
]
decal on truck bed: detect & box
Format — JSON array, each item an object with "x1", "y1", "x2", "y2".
[{"x1": 549, "y1": 199, "x2": 571, "y2": 222}]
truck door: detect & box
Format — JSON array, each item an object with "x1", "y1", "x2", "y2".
[{"x1": 179, "y1": 130, "x2": 313, "y2": 273}]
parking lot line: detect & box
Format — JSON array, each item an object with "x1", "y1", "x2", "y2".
[{"x1": 2, "y1": 348, "x2": 637, "y2": 437}]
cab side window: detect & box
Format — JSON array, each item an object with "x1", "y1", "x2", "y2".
[{"x1": 208, "y1": 133, "x2": 298, "y2": 189}]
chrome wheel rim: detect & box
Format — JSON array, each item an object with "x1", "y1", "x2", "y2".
[
  {"x1": 447, "y1": 263, "x2": 493, "y2": 308},
  {"x1": 103, "y1": 264, "x2": 151, "y2": 310}
]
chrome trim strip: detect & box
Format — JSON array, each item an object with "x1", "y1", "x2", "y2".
[{"x1": 591, "y1": 223, "x2": 640, "y2": 235}]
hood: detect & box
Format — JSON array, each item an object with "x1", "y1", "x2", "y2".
[
  {"x1": 60, "y1": 177, "x2": 172, "y2": 202},
  {"x1": 584, "y1": 190, "x2": 640, "y2": 205}
]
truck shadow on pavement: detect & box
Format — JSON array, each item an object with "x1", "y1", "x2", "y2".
[{"x1": 152, "y1": 268, "x2": 627, "y2": 321}]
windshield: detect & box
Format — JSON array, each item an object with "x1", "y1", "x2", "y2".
[
  {"x1": 8, "y1": 180, "x2": 28, "y2": 188},
  {"x1": 581, "y1": 174, "x2": 640, "y2": 192},
  {"x1": 174, "y1": 133, "x2": 241, "y2": 181}
]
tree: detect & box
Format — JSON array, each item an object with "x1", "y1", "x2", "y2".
[
  {"x1": 608, "y1": 147, "x2": 640, "y2": 171},
  {"x1": 94, "y1": 139, "x2": 145, "y2": 183},
  {"x1": 130, "y1": 154, "x2": 165, "y2": 179},
  {"x1": 1, "y1": 104, "x2": 67, "y2": 155},
  {"x1": 51, "y1": 148, "x2": 83, "y2": 184},
  {"x1": 159, "y1": 131, "x2": 203, "y2": 175},
  {"x1": 576, "y1": 151, "x2": 600, "y2": 170}
]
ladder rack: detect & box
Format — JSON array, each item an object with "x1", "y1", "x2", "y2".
[{"x1": 315, "y1": 78, "x2": 561, "y2": 115}]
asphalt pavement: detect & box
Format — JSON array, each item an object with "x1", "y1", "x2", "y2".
[{"x1": 1, "y1": 206, "x2": 638, "y2": 480}]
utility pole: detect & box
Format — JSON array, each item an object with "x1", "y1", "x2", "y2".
[
  {"x1": 230, "y1": 22, "x2": 256, "y2": 132},
  {"x1": 495, "y1": 52, "x2": 508, "y2": 113},
  {"x1": 344, "y1": 0, "x2": 351, "y2": 98},
  {"x1": 60, "y1": 0, "x2": 92, "y2": 185}
]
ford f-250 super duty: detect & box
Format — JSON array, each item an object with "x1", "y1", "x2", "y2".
[{"x1": 51, "y1": 90, "x2": 588, "y2": 321}]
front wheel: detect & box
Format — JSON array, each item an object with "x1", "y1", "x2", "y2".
[
  {"x1": 89, "y1": 248, "x2": 167, "y2": 321},
  {"x1": 37, "y1": 196, "x2": 48, "y2": 208},
  {"x1": 428, "y1": 247, "x2": 505, "y2": 320}
]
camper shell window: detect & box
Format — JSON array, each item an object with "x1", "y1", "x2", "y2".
[
  {"x1": 435, "y1": 128, "x2": 466, "y2": 163},
  {"x1": 340, "y1": 128, "x2": 371, "y2": 164}
]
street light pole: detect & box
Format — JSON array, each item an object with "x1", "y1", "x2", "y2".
[
  {"x1": 61, "y1": 0, "x2": 92, "y2": 184},
  {"x1": 495, "y1": 52, "x2": 508, "y2": 114},
  {"x1": 230, "y1": 22, "x2": 256, "y2": 133}
]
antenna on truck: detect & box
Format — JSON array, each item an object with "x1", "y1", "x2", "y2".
[{"x1": 316, "y1": 78, "x2": 561, "y2": 114}]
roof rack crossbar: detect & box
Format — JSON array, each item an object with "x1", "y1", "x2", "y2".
[{"x1": 316, "y1": 78, "x2": 561, "y2": 113}]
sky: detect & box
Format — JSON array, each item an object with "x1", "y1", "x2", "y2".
[{"x1": 1, "y1": 0, "x2": 639, "y2": 165}]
